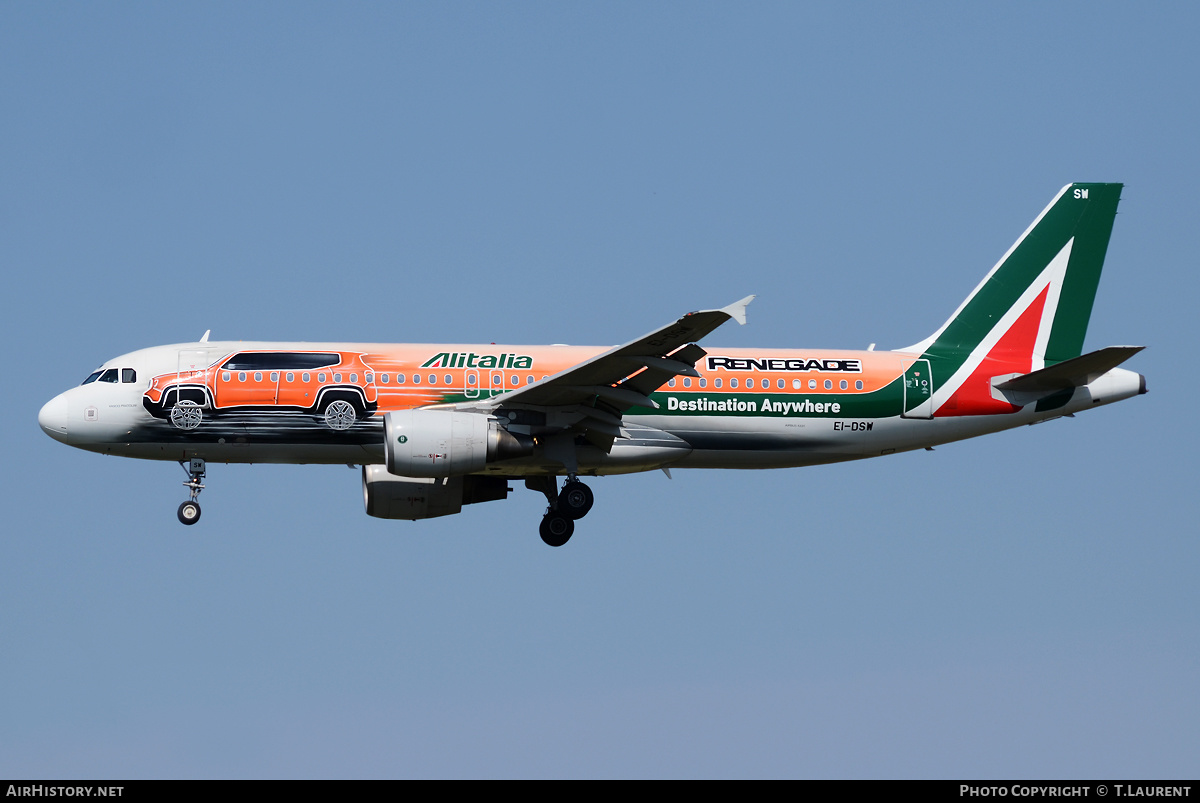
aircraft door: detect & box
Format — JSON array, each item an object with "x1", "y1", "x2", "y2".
[
  {"x1": 901, "y1": 359, "x2": 934, "y2": 419},
  {"x1": 489, "y1": 370, "x2": 504, "y2": 399},
  {"x1": 465, "y1": 371, "x2": 479, "y2": 399}
]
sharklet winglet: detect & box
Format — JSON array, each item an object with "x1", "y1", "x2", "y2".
[{"x1": 721, "y1": 295, "x2": 755, "y2": 326}]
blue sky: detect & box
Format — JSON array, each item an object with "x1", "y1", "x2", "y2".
[{"x1": 3, "y1": 3, "x2": 1197, "y2": 778}]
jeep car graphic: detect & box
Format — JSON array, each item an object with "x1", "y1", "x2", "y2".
[{"x1": 143, "y1": 350, "x2": 380, "y2": 430}]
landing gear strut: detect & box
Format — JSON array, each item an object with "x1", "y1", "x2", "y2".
[
  {"x1": 529, "y1": 475, "x2": 594, "y2": 547},
  {"x1": 177, "y1": 458, "x2": 206, "y2": 525}
]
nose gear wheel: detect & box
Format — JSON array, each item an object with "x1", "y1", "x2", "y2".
[{"x1": 178, "y1": 501, "x2": 201, "y2": 524}]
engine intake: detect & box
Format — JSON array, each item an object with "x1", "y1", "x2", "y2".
[{"x1": 384, "y1": 409, "x2": 532, "y2": 477}]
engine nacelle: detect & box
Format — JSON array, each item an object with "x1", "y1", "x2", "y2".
[
  {"x1": 362, "y1": 465, "x2": 510, "y2": 520},
  {"x1": 384, "y1": 409, "x2": 532, "y2": 477}
]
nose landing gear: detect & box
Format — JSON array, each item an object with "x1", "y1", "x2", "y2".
[{"x1": 177, "y1": 458, "x2": 206, "y2": 525}]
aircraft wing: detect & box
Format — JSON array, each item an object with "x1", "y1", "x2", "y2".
[
  {"x1": 457, "y1": 295, "x2": 754, "y2": 447},
  {"x1": 496, "y1": 295, "x2": 753, "y2": 410}
]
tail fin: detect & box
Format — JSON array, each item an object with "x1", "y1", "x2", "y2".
[{"x1": 906, "y1": 183, "x2": 1122, "y2": 375}]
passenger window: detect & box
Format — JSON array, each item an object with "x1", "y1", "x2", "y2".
[
  {"x1": 285, "y1": 372, "x2": 294, "y2": 383},
  {"x1": 699, "y1": 378, "x2": 706, "y2": 388},
  {"x1": 239, "y1": 372, "x2": 247, "y2": 382},
  {"x1": 254, "y1": 372, "x2": 262, "y2": 382},
  {"x1": 412, "y1": 375, "x2": 420, "y2": 384},
  {"x1": 714, "y1": 378, "x2": 723, "y2": 388},
  {"x1": 762, "y1": 379, "x2": 770, "y2": 389},
  {"x1": 349, "y1": 373, "x2": 358, "y2": 383},
  {"x1": 855, "y1": 380, "x2": 863, "y2": 390},
  {"x1": 302, "y1": 373, "x2": 310, "y2": 383},
  {"x1": 270, "y1": 372, "x2": 279, "y2": 382},
  {"x1": 365, "y1": 373, "x2": 373, "y2": 383},
  {"x1": 510, "y1": 375, "x2": 519, "y2": 385},
  {"x1": 683, "y1": 378, "x2": 692, "y2": 388},
  {"x1": 668, "y1": 378, "x2": 676, "y2": 388},
  {"x1": 493, "y1": 376, "x2": 501, "y2": 385},
  {"x1": 222, "y1": 372, "x2": 231, "y2": 382},
  {"x1": 527, "y1": 375, "x2": 534, "y2": 385},
  {"x1": 334, "y1": 373, "x2": 343, "y2": 383},
  {"x1": 466, "y1": 375, "x2": 475, "y2": 386},
  {"x1": 809, "y1": 379, "x2": 817, "y2": 389},
  {"x1": 318, "y1": 373, "x2": 326, "y2": 383},
  {"x1": 730, "y1": 378, "x2": 738, "y2": 388},
  {"x1": 446, "y1": 374, "x2": 453, "y2": 385},
  {"x1": 777, "y1": 379, "x2": 784, "y2": 389},
  {"x1": 840, "y1": 380, "x2": 847, "y2": 390},
  {"x1": 793, "y1": 379, "x2": 801, "y2": 389},
  {"x1": 824, "y1": 379, "x2": 832, "y2": 390},
  {"x1": 429, "y1": 375, "x2": 437, "y2": 385},
  {"x1": 379, "y1": 373, "x2": 389, "y2": 384},
  {"x1": 121, "y1": 368, "x2": 137, "y2": 383},
  {"x1": 99, "y1": 368, "x2": 119, "y2": 383},
  {"x1": 397, "y1": 374, "x2": 406, "y2": 384}
]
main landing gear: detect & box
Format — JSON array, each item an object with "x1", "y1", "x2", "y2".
[
  {"x1": 534, "y1": 476, "x2": 595, "y2": 547},
  {"x1": 177, "y1": 458, "x2": 206, "y2": 525}
]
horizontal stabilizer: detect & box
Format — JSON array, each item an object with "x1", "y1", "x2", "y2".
[{"x1": 995, "y1": 346, "x2": 1144, "y2": 393}]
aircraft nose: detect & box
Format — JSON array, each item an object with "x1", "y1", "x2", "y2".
[{"x1": 38, "y1": 393, "x2": 69, "y2": 440}]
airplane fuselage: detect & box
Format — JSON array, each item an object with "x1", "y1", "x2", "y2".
[{"x1": 40, "y1": 340, "x2": 1144, "y2": 473}]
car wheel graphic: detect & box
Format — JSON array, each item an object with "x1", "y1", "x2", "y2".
[
  {"x1": 170, "y1": 400, "x2": 203, "y2": 430},
  {"x1": 324, "y1": 399, "x2": 357, "y2": 430}
]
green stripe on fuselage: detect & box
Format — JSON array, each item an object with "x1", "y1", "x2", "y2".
[{"x1": 638, "y1": 379, "x2": 904, "y2": 418}]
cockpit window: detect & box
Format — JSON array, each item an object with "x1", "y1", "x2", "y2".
[
  {"x1": 121, "y1": 368, "x2": 137, "y2": 383},
  {"x1": 82, "y1": 370, "x2": 102, "y2": 385},
  {"x1": 98, "y1": 369, "x2": 119, "y2": 383}
]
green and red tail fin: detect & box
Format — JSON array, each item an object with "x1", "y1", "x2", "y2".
[{"x1": 904, "y1": 183, "x2": 1123, "y2": 402}]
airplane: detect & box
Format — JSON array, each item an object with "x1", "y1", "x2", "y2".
[{"x1": 38, "y1": 183, "x2": 1145, "y2": 546}]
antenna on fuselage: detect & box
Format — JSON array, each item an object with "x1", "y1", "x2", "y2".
[{"x1": 199, "y1": 330, "x2": 211, "y2": 343}]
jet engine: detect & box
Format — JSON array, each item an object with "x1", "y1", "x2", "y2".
[
  {"x1": 362, "y1": 465, "x2": 511, "y2": 520},
  {"x1": 383, "y1": 409, "x2": 533, "y2": 477}
]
